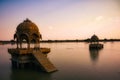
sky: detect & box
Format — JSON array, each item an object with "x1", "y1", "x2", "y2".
[{"x1": 0, "y1": 0, "x2": 120, "y2": 40}]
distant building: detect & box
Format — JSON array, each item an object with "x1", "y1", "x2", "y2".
[
  {"x1": 90, "y1": 34, "x2": 99, "y2": 43},
  {"x1": 89, "y1": 34, "x2": 103, "y2": 49}
]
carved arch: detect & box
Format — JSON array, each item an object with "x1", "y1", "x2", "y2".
[{"x1": 20, "y1": 33, "x2": 29, "y2": 43}]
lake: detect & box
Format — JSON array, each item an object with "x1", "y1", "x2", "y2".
[{"x1": 0, "y1": 42, "x2": 120, "y2": 80}]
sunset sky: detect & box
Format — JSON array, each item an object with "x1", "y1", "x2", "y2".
[{"x1": 0, "y1": 0, "x2": 120, "y2": 40}]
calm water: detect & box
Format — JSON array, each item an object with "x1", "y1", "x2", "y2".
[{"x1": 0, "y1": 42, "x2": 120, "y2": 80}]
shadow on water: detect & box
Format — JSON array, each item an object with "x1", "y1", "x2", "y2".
[
  {"x1": 89, "y1": 49, "x2": 103, "y2": 63},
  {"x1": 10, "y1": 68, "x2": 53, "y2": 80}
]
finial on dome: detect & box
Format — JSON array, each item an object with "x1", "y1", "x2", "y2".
[{"x1": 24, "y1": 18, "x2": 31, "y2": 22}]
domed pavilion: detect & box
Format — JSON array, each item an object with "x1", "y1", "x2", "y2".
[
  {"x1": 89, "y1": 34, "x2": 103, "y2": 49},
  {"x1": 90, "y1": 34, "x2": 99, "y2": 44},
  {"x1": 14, "y1": 19, "x2": 42, "y2": 49},
  {"x1": 8, "y1": 19, "x2": 57, "y2": 73}
]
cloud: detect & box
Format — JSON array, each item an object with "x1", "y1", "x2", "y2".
[{"x1": 95, "y1": 16, "x2": 103, "y2": 21}]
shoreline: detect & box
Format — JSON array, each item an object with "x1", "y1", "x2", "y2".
[{"x1": 0, "y1": 39, "x2": 120, "y2": 44}]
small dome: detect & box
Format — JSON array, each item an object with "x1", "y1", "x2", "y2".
[
  {"x1": 17, "y1": 19, "x2": 39, "y2": 33},
  {"x1": 91, "y1": 34, "x2": 99, "y2": 41}
]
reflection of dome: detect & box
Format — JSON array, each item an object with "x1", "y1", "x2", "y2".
[{"x1": 90, "y1": 34, "x2": 99, "y2": 42}]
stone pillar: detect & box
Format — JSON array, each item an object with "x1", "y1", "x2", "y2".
[
  {"x1": 17, "y1": 43, "x2": 19, "y2": 49},
  {"x1": 28, "y1": 42, "x2": 30, "y2": 49},
  {"x1": 20, "y1": 42, "x2": 22, "y2": 49},
  {"x1": 16, "y1": 39, "x2": 19, "y2": 49}
]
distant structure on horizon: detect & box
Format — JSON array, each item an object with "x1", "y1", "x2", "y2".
[
  {"x1": 8, "y1": 19, "x2": 57, "y2": 73},
  {"x1": 89, "y1": 34, "x2": 103, "y2": 49}
]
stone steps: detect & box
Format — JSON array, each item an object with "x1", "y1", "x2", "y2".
[{"x1": 32, "y1": 50, "x2": 57, "y2": 72}]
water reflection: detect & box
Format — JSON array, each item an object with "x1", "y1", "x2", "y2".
[
  {"x1": 89, "y1": 49, "x2": 102, "y2": 62},
  {"x1": 10, "y1": 68, "x2": 52, "y2": 80}
]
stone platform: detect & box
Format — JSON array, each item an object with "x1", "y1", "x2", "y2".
[
  {"x1": 89, "y1": 44, "x2": 103, "y2": 49},
  {"x1": 8, "y1": 48, "x2": 57, "y2": 72}
]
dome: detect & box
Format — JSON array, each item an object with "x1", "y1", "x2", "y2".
[
  {"x1": 90, "y1": 34, "x2": 99, "y2": 42},
  {"x1": 15, "y1": 18, "x2": 41, "y2": 38},
  {"x1": 17, "y1": 19, "x2": 39, "y2": 33}
]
